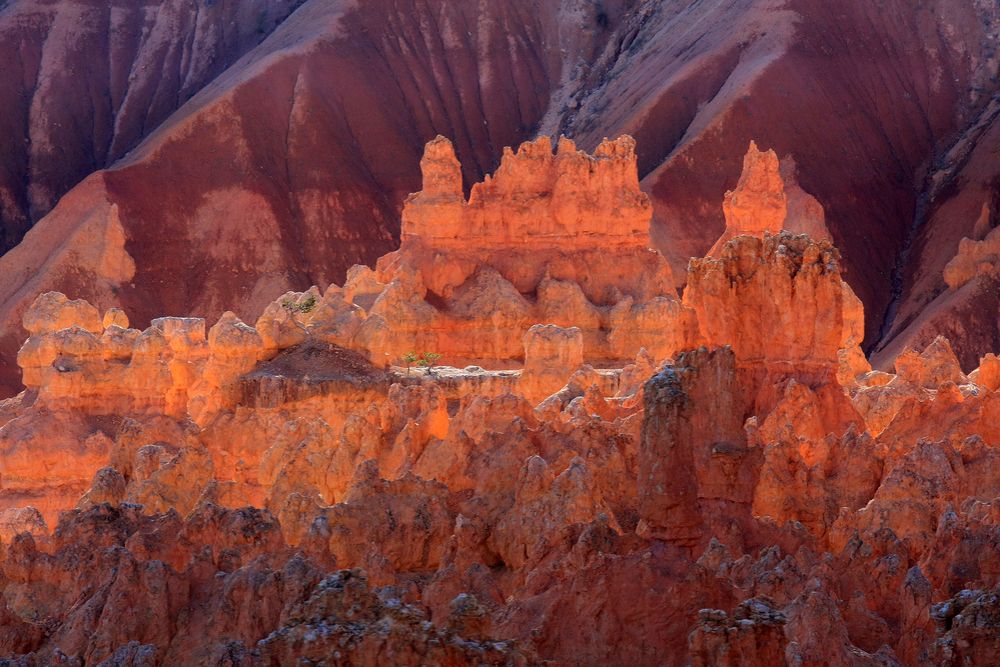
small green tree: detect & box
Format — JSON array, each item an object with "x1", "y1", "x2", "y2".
[
  {"x1": 401, "y1": 351, "x2": 419, "y2": 375},
  {"x1": 281, "y1": 294, "x2": 318, "y2": 338},
  {"x1": 417, "y1": 351, "x2": 442, "y2": 374}
]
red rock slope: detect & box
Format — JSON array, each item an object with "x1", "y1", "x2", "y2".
[{"x1": 0, "y1": 0, "x2": 307, "y2": 251}]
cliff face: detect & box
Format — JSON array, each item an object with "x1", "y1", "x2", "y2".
[{"x1": 1, "y1": 135, "x2": 999, "y2": 666}]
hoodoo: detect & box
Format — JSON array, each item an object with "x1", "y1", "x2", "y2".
[{"x1": 312, "y1": 135, "x2": 691, "y2": 367}]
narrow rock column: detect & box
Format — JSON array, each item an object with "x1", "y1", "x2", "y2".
[{"x1": 637, "y1": 347, "x2": 754, "y2": 550}]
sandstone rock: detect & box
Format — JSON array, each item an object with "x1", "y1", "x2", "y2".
[
  {"x1": 0, "y1": 413, "x2": 114, "y2": 526},
  {"x1": 77, "y1": 467, "x2": 127, "y2": 510},
  {"x1": 780, "y1": 156, "x2": 833, "y2": 243},
  {"x1": 256, "y1": 570, "x2": 535, "y2": 666},
  {"x1": 970, "y1": 353, "x2": 1000, "y2": 391},
  {"x1": 0, "y1": 0, "x2": 995, "y2": 404},
  {"x1": 752, "y1": 393, "x2": 878, "y2": 543},
  {"x1": 783, "y1": 585, "x2": 897, "y2": 666},
  {"x1": 636, "y1": 347, "x2": 755, "y2": 549},
  {"x1": 4, "y1": 130, "x2": 1000, "y2": 667},
  {"x1": 687, "y1": 233, "x2": 862, "y2": 377},
  {"x1": 931, "y1": 587, "x2": 1000, "y2": 666},
  {"x1": 363, "y1": 135, "x2": 684, "y2": 366},
  {"x1": 521, "y1": 324, "x2": 584, "y2": 404},
  {"x1": 707, "y1": 141, "x2": 787, "y2": 257},
  {"x1": 401, "y1": 135, "x2": 658, "y2": 292},
  {"x1": 22, "y1": 291, "x2": 103, "y2": 337},
  {"x1": 943, "y1": 225, "x2": 1000, "y2": 290},
  {"x1": 894, "y1": 336, "x2": 967, "y2": 388},
  {"x1": 309, "y1": 464, "x2": 454, "y2": 579},
  {"x1": 102, "y1": 308, "x2": 129, "y2": 330},
  {"x1": 489, "y1": 456, "x2": 618, "y2": 572},
  {"x1": 0, "y1": 507, "x2": 47, "y2": 543},
  {"x1": 688, "y1": 597, "x2": 788, "y2": 667}
]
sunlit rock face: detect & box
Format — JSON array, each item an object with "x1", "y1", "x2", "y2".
[
  {"x1": 2, "y1": 135, "x2": 1000, "y2": 666},
  {"x1": 707, "y1": 142, "x2": 833, "y2": 259},
  {"x1": 687, "y1": 232, "x2": 869, "y2": 396},
  {"x1": 364, "y1": 135, "x2": 691, "y2": 366},
  {"x1": 708, "y1": 141, "x2": 787, "y2": 257},
  {"x1": 398, "y1": 135, "x2": 668, "y2": 300}
]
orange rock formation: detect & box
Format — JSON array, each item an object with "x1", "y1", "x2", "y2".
[
  {"x1": 358, "y1": 135, "x2": 689, "y2": 366},
  {"x1": 708, "y1": 142, "x2": 833, "y2": 257},
  {"x1": 0, "y1": 136, "x2": 999, "y2": 666},
  {"x1": 943, "y1": 225, "x2": 1000, "y2": 290}
]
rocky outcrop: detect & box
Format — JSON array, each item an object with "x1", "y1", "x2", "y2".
[
  {"x1": 257, "y1": 570, "x2": 535, "y2": 666},
  {"x1": 398, "y1": 135, "x2": 669, "y2": 299},
  {"x1": 688, "y1": 598, "x2": 788, "y2": 667},
  {"x1": 16, "y1": 292, "x2": 265, "y2": 421},
  {"x1": 943, "y1": 225, "x2": 1000, "y2": 290},
  {"x1": 894, "y1": 336, "x2": 967, "y2": 389},
  {"x1": 520, "y1": 324, "x2": 584, "y2": 405},
  {"x1": 0, "y1": 503, "x2": 534, "y2": 666},
  {"x1": 637, "y1": 347, "x2": 756, "y2": 549},
  {"x1": 688, "y1": 232, "x2": 870, "y2": 392},
  {"x1": 359, "y1": 135, "x2": 688, "y2": 366},
  {"x1": 708, "y1": 142, "x2": 833, "y2": 258},
  {"x1": 707, "y1": 142, "x2": 787, "y2": 256},
  {"x1": 931, "y1": 587, "x2": 1000, "y2": 666},
  {"x1": 1, "y1": 0, "x2": 999, "y2": 400},
  {"x1": 561, "y1": 0, "x2": 1000, "y2": 355},
  {"x1": 4, "y1": 132, "x2": 1000, "y2": 667},
  {"x1": 0, "y1": 0, "x2": 624, "y2": 399}
]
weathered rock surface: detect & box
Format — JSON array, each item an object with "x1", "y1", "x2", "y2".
[
  {"x1": 2, "y1": 134, "x2": 1000, "y2": 667},
  {"x1": 0, "y1": 0, "x2": 623, "y2": 398},
  {"x1": 707, "y1": 142, "x2": 833, "y2": 259},
  {"x1": 360, "y1": 135, "x2": 689, "y2": 367}
]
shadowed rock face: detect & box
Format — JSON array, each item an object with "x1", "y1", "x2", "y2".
[{"x1": 0, "y1": 0, "x2": 308, "y2": 251}]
